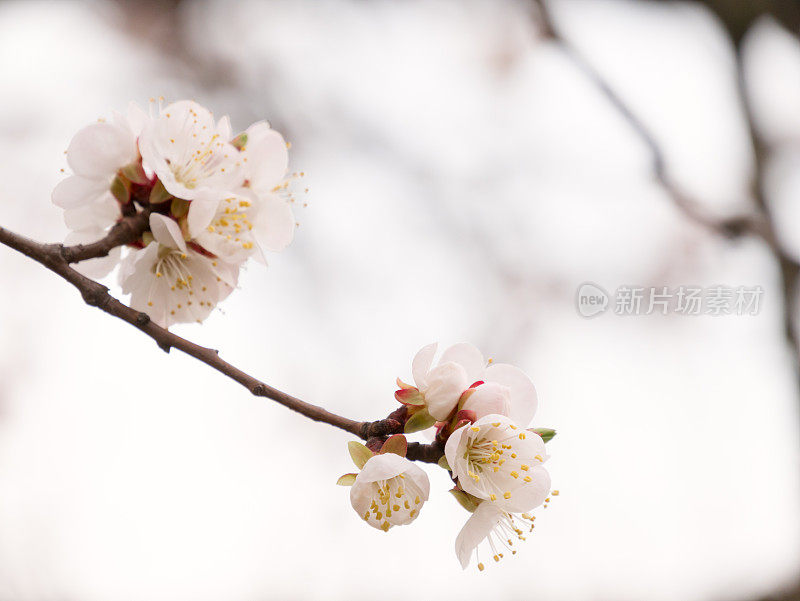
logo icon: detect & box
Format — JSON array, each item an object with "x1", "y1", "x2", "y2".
[{"x1": 576, "y1": 282, "x2": 609, "y2": 318}]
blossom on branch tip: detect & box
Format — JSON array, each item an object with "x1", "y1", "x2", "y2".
[
  {"x1": 397, "y1": 342, "x2": 538, "y2": 427},
  {"x1": 340, "y1": 438, "x2": 430, "y2": 532},
  {"x1": 51, "y1": 98, "x2": 300, "y2": 327},
  {"x1": 444, "y1": 414, "x2": 551, "y2": 513}
]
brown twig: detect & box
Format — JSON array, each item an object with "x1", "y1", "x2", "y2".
[
  {"x1": 531, "y1": 0, "x2": 764, "y2": 241},
  {"x1": 531, "y1": 0, "x2": 800, "y2": 363},
  {"x1": 0, "y1": 222, "x2": 443, "y2": 462}
]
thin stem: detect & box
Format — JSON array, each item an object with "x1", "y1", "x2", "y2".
[{"x1": 0, "y1": 222, "x2": 442, "y2": 462}]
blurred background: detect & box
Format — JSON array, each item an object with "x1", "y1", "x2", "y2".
[{"x1": 1, "y1": 0, "x2": 800, "y2": 600}]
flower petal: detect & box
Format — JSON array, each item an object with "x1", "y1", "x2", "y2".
[
  {"x1": 67, "y1": 122, "x2": 136, "y2": 179},
  {"x1": 254, "y1": 193, "x2": 295, "y2": 252},
  {"x1": 149, "y1": 213, "x2": 187, "y2": 252},
  {"x1": 63, "y1": 195, "x2": 119, "y2": 231},
  {"x1": 187, "y1": 197, "x2": 222, "y2": 239},
  {"x1": 439, "y1": 343, "x2": 485, "y2": 383},
  {"x1": 461, "y1": 382, "x2": 512, "y2": 420},
  {"x1": 455, "y1": 501, "x2": 502, "y2": 569},
  {"x1": 412, "y1": 342, "x2": 437, "y2": 388},
  {"x1": 483, "y1": 363, "x2": 538, "y2": 427},
  {"x1": 244, "y1": 121, "x2": 288, "y2": 190},
  {"x1": 356, "y1": 453, "x2": 412, "y2": 484},
  {"x1": 52, "y1": 176, "x2": 109, "y2": 209}
]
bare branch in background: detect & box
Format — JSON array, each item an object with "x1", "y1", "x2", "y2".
[
  {"x1": 0, "y1": 221, "x2": 443, "y2": 464},
  {"x1": 532, "y1": 0, "x2": 800, "y2": 366}
]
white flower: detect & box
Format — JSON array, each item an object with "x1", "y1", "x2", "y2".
[
  {"x1": 236, "y1": 121, "x2": 296, "y2": 253},
  {"x1": 119, "y1": 213, "x2": 239, "y2": 327},
  {"x1": 444, "y1": 414, "x2": 551, "y2": 513},
  {"x1": 52, "y1": 103, "x2": 148, "y2": 277},
  {"x1": 349, "y1": 452, "x2": 430, "y2": 532},
  {"x1": 461, "y1": 363, "x2": 538, "y2": 426},
  {"x1": 139, "y1": 100, "x2": 242, "y2": 202},
  {"x1": 455, "y1": 500, "x2": 538, "y2": 570},
  {"x1": 412, "y1": 342, "x2": 485, "y2": 420},
  {"x1": 186, "y1": 193, "x2": 262, "y2": 264},
  {"x1": 407, "y1": 343, "x2": 538, "y2": 425}
]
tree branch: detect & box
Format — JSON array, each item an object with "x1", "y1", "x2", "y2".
[
  {"x1": 0, "y1": 222, "x2": 443, "y2": 462},
  {"x1": 531, "y1": 0, "x2": 764, "y2": 240},
  {"x1": 59, "y1": 209, "x2": 152, "y2": 263},
  {"x1": 531, "y1": 0, "x2": 800, "y2": 364}
]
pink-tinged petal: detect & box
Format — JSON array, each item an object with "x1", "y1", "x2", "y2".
[
  {"x1": 52, "y1": 176, "x2": 109, "y2": 209},
  {"x1": 461, "y1": 382, "x2": 512, "y2": 420},
  {"x1": 254, "y1": 194, "x2": 295, "y2": 252},
  {"x1": 412, "y1": 342, "x2": 437, "y2": 388},
  {"x1": 439, "y1": 343, "x2": 485, "y2": 382},
  {"x1": 64, "y1": 229, "x2": 121, "y2": 279},
  {"x1": 149, "y1": 213, "x2": 186, "y2": 252},
  {"x1": 187, "y1": 197, "x2": 221, "y2": 238},
  {"x1": 455, "y1": 502, "x2": 503, "y2": 569},
  {"x1": 356, "y1": 453, "x2": 411, "y2": 484},
  {"x1": 424, "y1": 361, "x2": 469, "y2": 420},
  {"x1": 245, "y1": 122, "x2": 288, "y2": 190},
  {"x1": 484, "y1": 363, "x2": 538, "y2": 427},
  {"x1": 67, "y1": 122, "x2": 136, "y2": 179}
]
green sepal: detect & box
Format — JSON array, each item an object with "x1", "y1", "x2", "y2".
[
  {"x1": 404, "y1": 409, "x2": 436, "y2": 433},
  {"x1": 347, "y1": 441, "x2": 373, "y2": 469},
  {"x1": 336, "y1": 473, "x2": 357, "y2": 486},
  {"x1": 394, "y1": 387, "x2": 425, "y2": 406},
  {"x1": 110, "y1": 175, "x2": 130, "y2": 204},
  {"x1": 149, "y1": 180, "x2": 172, "y2": 204},
  {"x1": 437, "y1": 455, "x2": 451, "y2": 471},
  {"x1": 141, "y1": 232, "x2": 155, "y2": 247},
  {"x1": 531, "y1": 428, "x2": 556, "y2": 443},
  {"x1": 171, "y1": 198, "x2": 190, "y2": 219},
  {"x1": 449, "y1": 488, "x2": 479, "y2": 513},
  {"x1": 231, "y1": 132, "x2": 248, "y2": 150},
  {"x1": 379, "y1": 434, "x2": 407, "y2": 457},
  {"x1": 120, "y1": 162, "x2": 149, "y2": 185}
]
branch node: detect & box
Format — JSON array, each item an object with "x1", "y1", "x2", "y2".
[
  {"x1": 157, "y1": 341, "x2": 171, "y2": 353},
  {"x1": 135, "y1": 312, "x2": 150, "y2": 326},
  {"x1": 252, "y1": 384, "x2": 266, "y2": 396}
]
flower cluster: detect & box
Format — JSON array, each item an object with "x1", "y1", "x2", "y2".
[
  {"x1": 338, "y1": 342, "x2": 557, "y2": 570},
  {"x1": 53, "y1": 99, "x2": 298, "y2": 327}
]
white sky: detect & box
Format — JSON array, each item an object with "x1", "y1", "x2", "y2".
[{"x1": 0, "y1": 1, "x2": 798, "y2": 600}]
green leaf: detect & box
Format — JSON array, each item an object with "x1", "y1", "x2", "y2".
[
  {"x1": 379, "y1": 434, "x2": 407, "y2": 457},
  {"x1": 149, "y1": 180, "x2": 172, "y2": 204},
  {"x1": 336, "y1": 473, "x2": 357, "y2": 486},
  {"x1": 437, "y1": 455, "x2": 451, "y2": 471},
  {"x1": 531, "y1": 427, "x2": 556, "y2": 443},
  {"x1": 347, "y1": 441, "x2": 373, "y2": 469},
  {"x1": 449, "y1": 489, "x2": 479, "y2": 513},
  {"x1": 110, "y1": 175, "x2": 130, "y2": 204},
  {"x1": 404, "y1": 409, "x2": 436, "y2": 433}
]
